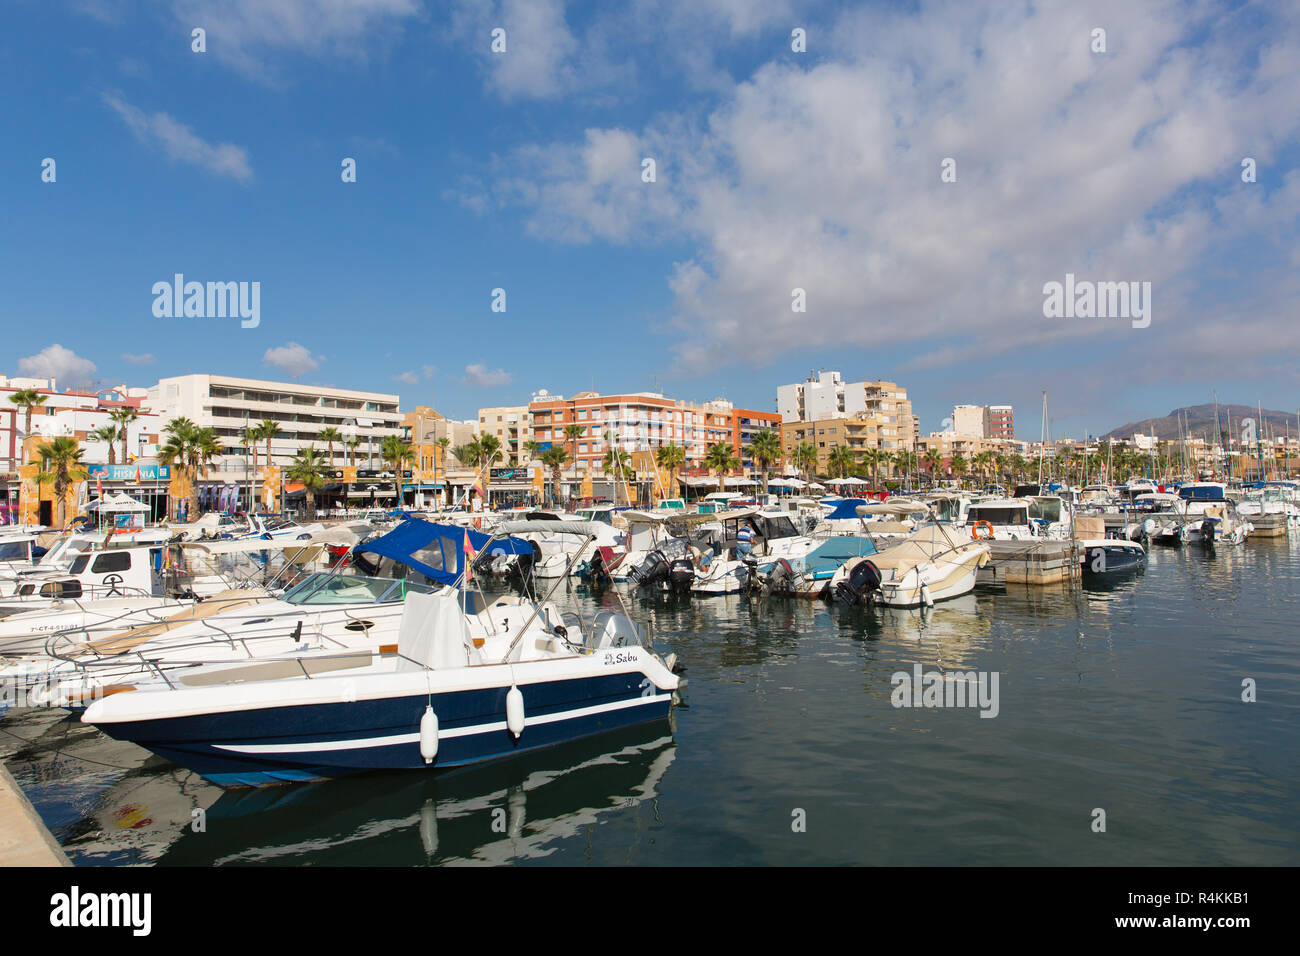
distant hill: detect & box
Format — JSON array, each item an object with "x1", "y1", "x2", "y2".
[{"x1": 1101, "y1": 403, "x2": 1298, "y2": 441}]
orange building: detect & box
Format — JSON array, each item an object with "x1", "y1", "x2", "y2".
[{"x1": 528, "y1": 390, "x2": 776, "y2": 476}]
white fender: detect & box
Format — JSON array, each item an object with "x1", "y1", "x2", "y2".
[
  {"x1": 506, "y1": 685, "x2": 525, "y2": 738},
  {"x1": 419, "y1": 704, "x2": 439, "y2": 763}
]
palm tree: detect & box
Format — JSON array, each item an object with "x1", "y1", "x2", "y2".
[
  {"x1": 744, "y1": 430, "x2": 781, "y2": 494},
  {"x1": 158, "y1": 420, "x2": 220, "y2": 520},
  {"x1": 475, "y1": 434, "x2": 502, "y2": 471},
  {"x1": 380, "y1": 435, "x2": 414, "y2": 508},
  {"x1": 922, "y1": 448, "x2": 944, "y2": 486},
  {"x1": 539, "y1": 446, "x2": 570, "y2": 505},
  {"x1": 704, "y1": 441, "x2": 738, "y2": 495},
  {"x1": 344, "y1": 433, "x2": 362, "y2": 467},
  {"x1": 827, "y1": 445, "x2": 856, "y2": 480},
  {"x1": 30, "y1": 436, "x2": 86, "y2": 528},
  {"x1": 949, "y1": 451, "x2": 968, "y2": 487},
  {"x1": 563, "y1": 424, "x2": 584, "y2": 479},
  {"x1": 255, "y1": 419, "x2": 281, "y2": 476},
  {"x1": 284, "y1": 446, "x2": 330, "y2": 521},
  {"x1": 109, "y1": 407, "x2": 139, "y2": 465},
  {"x1": 8, "y1": 388, "x2": 47, "y2": 443},
  {"x1": 655, "y1": 442, "x2": 686, "y2": 499},
  {"x1": 91, "y1": 424, "x2": 119, "y2": 465},
  {"x1": 318, "y1": 426, "x2": 342, "y2": 472}
]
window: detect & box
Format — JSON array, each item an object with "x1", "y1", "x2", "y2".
[{"x1": 91, "y1": 551, "x2": 131, "y2": 574}]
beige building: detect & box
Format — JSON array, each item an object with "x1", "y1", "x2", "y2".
[
  {"x1": 781, "y1": 418, "x2": 905, "y2": 475},
  {"x1": 952, "y1": 404, "x2": 990, "y2": 439},
  {"x1": 477, "y1": 405, "x2": 530, "y2": 465}
]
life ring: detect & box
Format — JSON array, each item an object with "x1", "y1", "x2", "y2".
[
  {"x1": 474, "y1": 517, "x2": 482, "y2": 530},
  {"x1": 971, "y1": 520, "x2": 994, "y2": 540}
]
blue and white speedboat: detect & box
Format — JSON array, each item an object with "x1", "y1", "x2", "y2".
[
  {"x1": 753, "y1": 535, "x2": 878, "y2": 598},
  {"x1": 82, "y1": 526, "x2": 679, "y2": 788}
]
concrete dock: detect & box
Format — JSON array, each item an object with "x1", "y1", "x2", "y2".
[{"x1": 0, "y1": 762, "x2": 70, "y2": 866}]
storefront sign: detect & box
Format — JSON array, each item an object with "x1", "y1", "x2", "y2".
[{"x1": 87, "y1": 465, "x2": 171, "y2": 481}]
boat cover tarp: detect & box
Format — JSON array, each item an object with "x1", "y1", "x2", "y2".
[
  {"x1": 825, "y1": 498, "x2": 869, "y2": 520},
  {"x1": 355, "y1": 519, "x2": 532, "y2": 586}
]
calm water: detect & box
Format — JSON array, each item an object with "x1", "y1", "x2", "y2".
[{"x1": 4, "y1": 537, "x2": 1298, "y2": 866}]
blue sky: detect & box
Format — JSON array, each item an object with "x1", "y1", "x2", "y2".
[{"x1": 2, "y1": 0, "x2": 1298, "y2": 438}]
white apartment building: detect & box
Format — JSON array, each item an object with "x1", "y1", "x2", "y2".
[
  {"x1": 146, "y1": 374, "x2": 402, "y2": 482},
  {"x1": 777, "y1": 371, "x2": 916, "y2": 451},
  {"x1": 952, "y1": 404, "x2": 990, "y2": 439}
]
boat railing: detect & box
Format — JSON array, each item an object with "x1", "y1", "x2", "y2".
[{"x1": 43, "y1": 618, "x2": 350, "y2": 676}]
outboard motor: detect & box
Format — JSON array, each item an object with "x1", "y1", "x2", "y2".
[
  {"x1": 762, "y1": 557, "x2": 793, "y2": 596},
  {"x1": 629, "y1": 550, "x2": 670, "y2": 589},
  {"x1": 506, "y1": 543, "x2": 539, "y2": 589},
  {"x1": 834, "y1": 559, "x2": 882, "y2": 605},
  {"x1": 667, "y1": 558, "x2": 696, "y2": 593},
  {"x1": 1199, "y1": 518, "x2": 1217, "y2": 546},
  {"x1": 586, "y1": 549, "x2": 612, "y2": 589}
]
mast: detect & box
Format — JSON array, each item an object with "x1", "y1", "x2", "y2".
[
  {"x1": 1213, "y1": 391, "x2": 1222, "y2": 480},
  {"x1": 1037, "y1": 391, "x2": 1046, "y2": 486},
  {"x1": 1257, "y1": 399, "x2": 1266, "y2": 483}
]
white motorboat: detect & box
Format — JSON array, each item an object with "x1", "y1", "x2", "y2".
[
  {"x1": 81, "y1": 550, "x2": 679, "y2": 788},
  {"x1": 833, "y1": 504, "x2": 991, "y2": 608}
]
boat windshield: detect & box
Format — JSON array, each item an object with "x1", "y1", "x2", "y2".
[
  {"x1": 0, "y1": 540, "x2": 32, "y2": 561},
  {"x1": 281, "y1": 572, "x2": 432, "y2": 605},
  {"x1": 969, "y1": 506, "x2": 1029, "y2": 526},
  {"x1": 1028, "y1": 498, "x2": 1063, "y2": 522}
]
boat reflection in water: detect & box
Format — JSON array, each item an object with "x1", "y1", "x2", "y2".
[{"x1": 155, "y1": 722, "x2": 677, "y2": 866}]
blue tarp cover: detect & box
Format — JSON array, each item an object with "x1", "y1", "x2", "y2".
[
  {"x1": 825, "y1": 498, "x2": 869, "y2": 520},
  {"x1": 354, "y1": 519, "x2": 532, "y2": 586}
]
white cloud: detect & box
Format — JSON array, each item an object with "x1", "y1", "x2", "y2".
[
  {"x1": 102, "y1": 93, "x2": 253, "y2": 183},
  {"x1": 262, "y1": 342, "x2": 321, "y2": 378},
  {"x1": 463, "y1": 363, "x2": 513, "y2": 387},
  {"x1": 18, "y1": 345, "x2": 98, "y2": 388},
  {"x1": 483, "y1": 0, "x2": 1300, "y2": 378},
  {"x1": 451, "y1": 0, "x2": 580, "y2": 100},
  {"x1": 168, "y1": 0, "x2": 421, "y2": 80},
  {"x1": 121, "y1": 352, "x2": 156, "y2": 365},
  {"x1": 394, "y1": 365, "x2": 435, "y2": 385}
]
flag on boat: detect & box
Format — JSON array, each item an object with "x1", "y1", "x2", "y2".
[{"x1": 463, "y1": 528, "x2": 476, "y2": 581}]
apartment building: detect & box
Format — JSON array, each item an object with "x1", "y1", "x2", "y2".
[
  {"x1": 781, "y1": 417, "x2": 892, "y2": 475},
  {"x1": 989, "y1": 405, "x2": 1014, "y2": 440},
  {"x1": 732, "y1": 408, "x2": 783, "y2": 470},
  {"x1": 147, "y1": 374, "x2": 402, "y2": 483},
  {"x1": 1, "y1": 378, "x2": 160, "y2": 472},
  {"x1": 952, "y1": 404, "x2": 990, "y2": 439},
  {"x1": 776, "y1": 371, "x2": 916, "y2": 453},
  {"x1": 477, "y1": 405, "x2": 530, "y2": 465},
  {"x1": 916, "y1": 433, "x2": 1028, "y2": 466},
  {"x1": 527, "y1": 390, "x2": 774, "y2": 477}
]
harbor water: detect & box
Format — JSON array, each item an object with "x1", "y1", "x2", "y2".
[{"x1": 3, "y1": 536, "x2": 1297, "y2": 866}]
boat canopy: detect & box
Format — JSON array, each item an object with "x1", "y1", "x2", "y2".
[
  {"x1": 825, "y1": 498, "x2": 870, "y2": 520},
  {"x1": 496, "y1": 520, "x2": 604, "y2": 537},
  {"x1": 355, "y1": 519, "x2": 532, "y2": 586},
  {"x1": 802, "y1": 535, "x2": 877, "y2": 571},
  {"x1": 857, "y1": 499, "x2": 928, "y2": 516}
]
